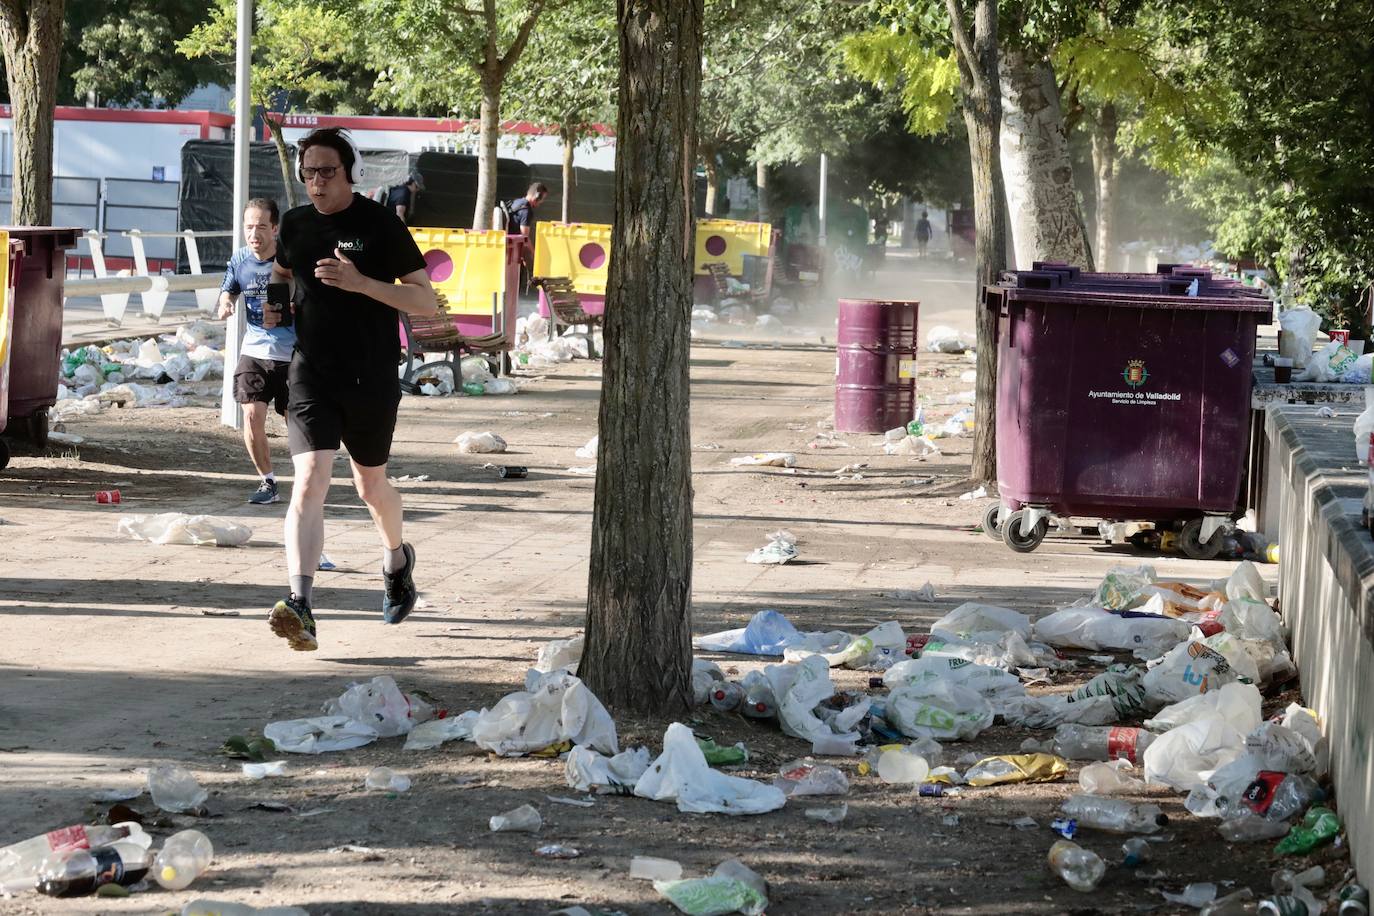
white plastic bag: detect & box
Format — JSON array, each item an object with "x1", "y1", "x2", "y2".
[
  {"x1": 535, "y1": 635, "x2": 584, "y2": 674},
  {"x1": 1142, "y1": 715, "x2": 1246, "y2": 790},
  {"x1": 1034, "y1": 606, "x2": 1189, "y2": 656},
  {"x1": 730, "y1": 452, "x2": 796, "y2": 468},
  {"x1": 454, "y1": 430, "x2": 507, "y2": 453},
  {"x1": 575, "y1": 436, "x2": 599, "y2": 459},
  {"x1": 322, "y1": 675, "x2": 433, "y2": 738},
  {"x1": 693, "y1": 609, "x2": 804, "y2": 655},
  {"x1": 565, "y1": 745, "x2": 652, "y2": 792},
  {"x1": 263, "y1": 716, "x2": 380, "y2": 754},
  {"x1": 762, "y1": 656, "x2": 854, "y2": 744},
  {"x1": 926, "y1": 325, "x2": 974, "y2": 353},
  {"x1": 1297, "y1": 339, "x2": 1357, "y2": 382},
  {"x1": 746, "y1": 531, "x2": 798, "y2": 565},
  {"x1": 472, "y1": 671, "x2": 618, "y2": 757},
  {"x1": 1224, "y1": 561, "x2": 1267, "y2": 603},
  {"x1": 1142, "y1": 640, "x2": 1242, "y2": 706},
  {"x1": 884, "y1": 680, "x2": 995, "y2": 741},
  {"x1": 1277, "y1": 307, "x2": 1321, "y2": 369},
  {"x1": 930, "y1": 602, "x2": 1032, "y2": 642},
  {"x1": 403, "y1": 710, "x2": 481, "y2": 750},
  {"x1": 1217, "y1": 598, "x2": 1283, "y2": 646},
  {"x1": 1144, "y1": 682, "x2": 1262, "y2": 735},
  {"x1": 634, "y1": 723, "x2": 786, "y2": 815},
  {"x1": 116, "y1": 513, "x2": 252, "y2": 547}
]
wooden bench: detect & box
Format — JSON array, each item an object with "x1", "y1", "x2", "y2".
[
  {"x1": 398, "y1": 294, "x2": 508, "y2": 392},
  {"x1": 702, "y1": 260, "x2": 771, "y2": 308},
  {"x1": 536, "y1": 276, "x2": 602, "y2": 358}
]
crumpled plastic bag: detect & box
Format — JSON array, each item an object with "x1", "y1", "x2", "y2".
[
  {"x1": 762, "y1": 656, "x2": 858, "y2": 744},
  {"x1": 454, "y1": 430, "x2": 507, "y2": 453},
  {"x1": 964, "y1": 753, "x2": 1068, "y2": 786},
  {"x1": 116, "y1": 513, "x2": 252, "y2": 547},
  {"x1": 882, "y1": 656, "x2": 1026, "y2": 707},
  {"x1": 1144, "y1": 681, "x2": 1262, "y2": 735},
  {"x1": 575, "y1": 435, "x2": 599, "y2": 459},
  {"x1": 634, "y1": 723, "x2": 786, "y2": 815},
  {"x1": 884, "y1": 679, "x2": 995, "y2": 741},
  {"x1": 565, "y1": 745, "x2": 652, "y2": 792},
  {"x1": 1297, "y1": 339, "x2": 1358, "y2": 382},
  {"x1": 926, "y1": 325, "x2": 975, "y2": 354},
  {"x1": 1143, "y1": 715, "x2": 1246, "y2": 790},
  {"x1": 1000, "y1": 693, "x2": 1120, "y2": 729},
  {"x1": 322, "y1": 675, "x2": 434, "y2": 738},
  {"x1": 535, "y1": 634, "x2": 584, "y2": 674},
  {"x1": 403, "y1": 710, "x2": 481, "y2": 750},
  {"x1": 1277, "y1": 307, "x2": 1321, "y2": 369},
  {"x1": 930, "y1": 602, "x2": 1032, "y2": 643},
  {"x1": 730, "y1": 452, "x2": 796, "y2": 468},
  {"x1": 746, "y1": 532, "x2": 798, "y2": 565},
  {"x1": 1217, "y1": 597, "x2": 1283, "y2": 646},
  {"x1": 655, "y1": 859, "x2": 768, "y2": 916},
  {"x1": 263, "y1": 715, "x2": 379, "y2": 754},
  {"x1": 692, "y1": 658, "x2": 726, "y2": 705},
  {"x1": 1093, "y1": 565, "x2": 1157, "y2": 610},
  {"x1": 1067, "y1": 664, "x2": 1153, "y2": 719},
  {"x1": 1143, "y1": 639, "x2": 1244, "y2": 706},
  {"x1": 782, "y1": 621, "x2": 904, "y2": 670},
  {"x1": 694, "y1": 609, "x2": 804, "y2": 655},
  {"x1": 883, "y1": 434, "x2": 940, "y2": 457},
  {"x1": 472, "y1": 671, "x2": 618, "y2": 757},
  {"x1": 773, "y1": 759, "x2": 849, "y2": 797},
  {"x1": 1033, "y1": 605, "x2": 1189, "y2": 656}
]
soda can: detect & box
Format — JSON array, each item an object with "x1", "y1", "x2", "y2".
[
  {"x1": 1258, "y1": 896, "x2": 1311, "y2": 916},
  {"x1": 1050, "y1": 817, "x2": 1077, "y2": 839},
  {"x1": 868, "y1": 677, "x2": 885, "y2": 690},
  {"x1": 497, "y1": 466, "x2": 528, "y2": 479},
  {"x1": 917, "y1": 784, "x2": 946, "y2": 797},
  {"x1": 95, "y1": 489, "x2": 121, "y2": 504},
  {"x1": 1340, "y1": 884, "x2": 1370, "y2": 915}
]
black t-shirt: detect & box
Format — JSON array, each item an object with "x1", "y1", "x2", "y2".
[
  {"x1": 506, "y1": 198, "x2": 532, "y2": 234},
  {"x1": 276, "y1": 193, "x2": 426, "y2": 384}
]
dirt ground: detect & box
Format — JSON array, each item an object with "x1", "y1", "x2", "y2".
[{"x1": 0, "y1": 254, "x2": 1351, "y2": 915}]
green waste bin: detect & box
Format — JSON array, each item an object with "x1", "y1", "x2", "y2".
[{"x1": 2, "y1": 226, "x2": 80, "y2": 448}]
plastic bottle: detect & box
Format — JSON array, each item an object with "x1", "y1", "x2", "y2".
[
  {"x1": 0, "y1": 822, "x2": 147, "y2": 892},
  {"x1": 739, "y1": 672, "x2": 777, "y2": 719},
  {"x1": 1060, "y1": 795, "x2": 1169, "y2": 834},
  {"x1": 1199, "y1": 888, "x2": 1257, "y2": 916},
  {"x1": 1274, "y1": 807, "x2": 1342, "y2": 855},
  {"x1": 1219, "y1": 772, "x2": 1323, "y2": 821},
  {"x1": 1079, "y1": 760, "x2": 1146, "y2": 795},
  {"x1": 154, "y1": 830, "x2": 214, "y2": 890},
  {"x1": 148, "y1": 763, "x2": 209, "y2": 813},
  {"x1": 364, "y1": 767, "x2": 411, "y2": 792},
  {"x1": 181, "y1": 901, "x2": 310, "y2": 916},
  {"x1": 489, "y1": 804, "x2": 542, "y2": 833},
  {"x1": 709, "y1": 682, "x2": 744, "y2": 712},
  {"x1": 37, "y1": 841, "x2": 153, "y2": 897},
  {"x1": 1053, "y1": 725, "x2": 1158, "y2": 764},
  {"x1": 1216, "y1": 815, "x2": 1291, "y2": 843},
  {"x1": 1047, "y1": 839, "x2": 1106, "y2": 892}
]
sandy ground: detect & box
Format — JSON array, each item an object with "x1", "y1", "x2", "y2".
[{"x1": 0, "y1": 254, "x2": 1350, "y2": 915}]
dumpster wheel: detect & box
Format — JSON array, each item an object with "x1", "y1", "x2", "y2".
[
  {"x1": 1002, "y1": 510, "x2": 1048, "y2": 553},
  {"x1": 981, "y1": 504, "x2": 1003, "y2": 541},
  {"x1": 0, "y1": 437, "x2": 8, "y2": 471},
  {"x1": 1179, "y1": 517, "x2": 1223, "y2": 560},
  {"x1": 25, "y1": 408, "x2": 47, "y2": 448}
]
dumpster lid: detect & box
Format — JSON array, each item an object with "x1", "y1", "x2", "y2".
[
  {"x1": 999, "y1": 285, "x2": 1274, "y2": 315},
  {"x1": 0, "y1": 226, "x2": 81, "y2": 250}
]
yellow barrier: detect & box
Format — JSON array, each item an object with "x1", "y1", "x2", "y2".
[
  {"x1": 0, "y1": 230, "x2": 10, "y2": 368},
  {"x1": 694, "y1": 219, "x2": 772, "y2": 275},
  {"x1": 533, "y1": 222, "x2": 612, "y2": 295},
  {"x1": 409, "y1": 227, "x2": 507, "y2": 315}
]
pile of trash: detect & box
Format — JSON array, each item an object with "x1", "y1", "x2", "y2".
[
  {"x1": 512, "y1": 313, "x2": 599, "y2": 368},
  {"x1": 53, "y1": 321, "x2": 226, "y2": 421},
  {"x1": 411, "y1": 356, "x2": 519, "y2": 397}
]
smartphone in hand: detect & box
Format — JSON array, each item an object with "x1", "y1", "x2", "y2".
[{"x1": 266, "y1": 282, "x2": 293, "y2": 328}]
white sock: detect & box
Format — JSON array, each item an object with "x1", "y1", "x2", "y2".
[{"x1": 263, "y1": 472, "x2": 276, "y2": 484}]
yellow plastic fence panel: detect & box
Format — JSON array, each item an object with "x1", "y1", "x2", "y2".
[
  {"x1": 694, "y1": 219, "x2": 772, "y2": 275},
  {"x1": 0, "y1": 230, "x2": 10, "y2": 368},
  {"x1": 409, "y1": 227, "x2": 507, "y2": 315},
  {"x1": 533, "y1": 222, "x2": 612, "y2": 295}
]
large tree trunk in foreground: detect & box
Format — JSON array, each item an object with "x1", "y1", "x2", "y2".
[
  {"x1": 580, "y1": 0, "x2": 702, "y2": 714},
  {"x1": 0, "y1": 0, "x2": 65, "y2": 226},
  {"x1": 473, "y1": 76, "x2": 501, "y2": 230},
  {"x1": 1091, "y1": 102, "x2": 1119, "y2": 272},
  {"x1": 998, "y1": 48, "x2": 1093, "y2": 270},
  {"x1": 946, "y1": 0, "x2": 1007, "y2": 484}
]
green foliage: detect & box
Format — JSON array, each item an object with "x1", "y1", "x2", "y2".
[
  {"x1": 840, "y1": 30, "x2": 959, "y2": 135},
  {"x1": 66, "y1": 0, "x2": 210, "y2": 107},
  {"x1": 507, "y1": 0, "x2": 616, "y2": 143}
]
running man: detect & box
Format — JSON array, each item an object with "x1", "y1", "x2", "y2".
[{"x1": 263, "y1": 127, "x2": 437, "y2": 651}]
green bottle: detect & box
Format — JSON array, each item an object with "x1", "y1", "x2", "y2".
[{"x1": 1274, "y1": 806, "x2": 1341, "y2": 855}]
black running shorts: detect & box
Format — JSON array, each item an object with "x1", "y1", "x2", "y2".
[
  {"x1": 232, "y1": 355, "x2": 291, "y2": 415},
  {"x1": 285, "y1": 358, "x2": 401, "y2": 468}
]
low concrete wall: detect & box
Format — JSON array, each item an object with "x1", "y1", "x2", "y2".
[{"x1": 1269, "y1": 404, "x2": 1374, "y2": 882}]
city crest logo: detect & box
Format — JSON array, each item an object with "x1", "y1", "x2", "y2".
[{"x1": 1123, "y1": 359, "x2": 1148, "y2": 389}]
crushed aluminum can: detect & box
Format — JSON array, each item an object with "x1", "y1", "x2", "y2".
[{"x1": 1050, "y1": 817, "x2": 1077, "y2": 839}]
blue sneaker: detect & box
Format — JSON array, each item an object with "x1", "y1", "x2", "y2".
[
  {"x1": 269, "y1": 594, "x2": 318, "y2": 651},
  {"x1": 382, "y1": 543, "x2": 417, "y2": 624},
  {"x1": 249, "y1": 479, "x2": 280, "y2": 505}
]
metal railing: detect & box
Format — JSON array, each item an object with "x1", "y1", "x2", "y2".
[{"x1": 64, "y1": 229, "x2": 233, "y2": 324}]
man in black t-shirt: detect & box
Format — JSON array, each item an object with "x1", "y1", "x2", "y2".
[
  {"x1": 385, "y1": 171, "x2": 425, "y2": 224},
  {"x1": 262, "y1": 127, "x2": 437, "y2": 652}
]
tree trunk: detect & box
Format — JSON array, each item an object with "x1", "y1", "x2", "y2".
[
  {"x1": 472, "y1": 74, "x2": 501, "y2": 230},
  {"x1": 702, "y1": 144, "x2": 718, "y2": 216},
  {"x1": 947, "y1": 0, "x2": 1007, "y2": 484},
  {"x1": 580, "y1": 0, "x2": 701, "y2": 715},
  {"x1": 998, "y1": 48, "x2": 1093, "y2": 270},
  {"x1": 561, "y1": 127, "x2": 575, "y2": 223},
  {"x1": 264, "y1": 113, "x2": 299, "y2": 210},
  {"x1": 1091, "y1": 102, "x2": 1118, "y2": 272},
  {"x1": 756, "y1": 159, "x2": 768, "y2": 224},
  {"x1": 0, "y1": 0, "x2": 66, "y2": 226}
]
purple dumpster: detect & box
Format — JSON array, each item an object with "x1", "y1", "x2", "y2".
[
  {"x1": 985, "y1": 271, "x2": 1272, "y2": 556},
  {"x1": 3, "y1": 227, "x2": 79, "y2": 447},
  {"x1": 834, "y1": 298, "x2": 919, "y2": 433}
]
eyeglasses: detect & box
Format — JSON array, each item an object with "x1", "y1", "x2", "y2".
[{"x1": 301, "y1": 166, "x2": 339, "y2": 180}]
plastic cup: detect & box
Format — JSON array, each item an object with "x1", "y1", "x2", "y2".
[{"x1": 1274, "y1": 357, "x2": 1293, "y2": 384}]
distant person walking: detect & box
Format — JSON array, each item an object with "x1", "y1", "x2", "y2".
[
  {"x1": 263, "y1": 127, "x2": 437, "y2": 652},
  {"x1": 218, "y1": 198, "x2": 292, "y2": 505},
  {"x1": 385, "y1": 171, "x2": 425, "y2": 225},
  {"x1": 915, "y1": 210, "x2": 933, "y2": 258}
]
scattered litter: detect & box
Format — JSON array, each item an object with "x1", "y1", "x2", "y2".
[
  {"x1": 454, "y1": 431, "x2": 507, "y2": 454},
  {"x1": 242, "y1": 761, "x2": 287, "y2": 780},
  {"x1": 363, "y1": 766, "x2": 411, "y2": 792},
  {"x1": 390, "y1": 474, "x2": 431, "y2": 482},
  {"x1": 804, "y1": 803, "x2": 848, "y2": 824},
  {"x1": 403, "y1": 710, "x2": 479, "y2": 750},
  {"x1": 264, "y1": 716, "x2": 379, "y2": 755},
  {"x1": 730, "y1": 452, "x2": 796, "y2": 468},
  {"x1": 964, "y1": 754, "x2": 1068, "y2": 786},
  {"x1": 200, "y1": 609, "x2": 240, "y2": 617},
  {"x1": 567, "y1": 465, "x2": 597, "y2": 476},
  {"x1": 489, "y1": 804, "x2": 542, "y2": 833},
  {"x1": 117, "y1": 513, "x2": 251, "y2": 547},
  {"x1": 473, "y1": 671, "x2": 618, "y2": 757},
  {"x1": 889, "y1": 583, "x2": 936, "y2": 602},
  {"x1": 631, "y1": 856, "x2": 684, "y2": 881},
  {"x1": 654, "y1": 858, "x2": 768, "y2": 916},
  {"x1": 575, "y1": 436, "x2": 599, "y2": 459},
  {"x1": 545, "y1": 795, "x2": 596, "y2": 808},
  {"x1": 535, "y1": 844, "x2": 580, "y2": 859},
  {"x1": 147, "y1": 764, "x2": 208, "y2": 813},
  {"x1": 746, "y1": 530, "x2": 798, "y2": 565},
  {"x1": 565, "y1": 746, "x2": 652, "y2": 793},
  {"x1": 958, "y1": 485, "x2": 988, "y2": 501},
  {"x1": 927, "y1": 325, "x2": 975, "y2": 353},
  {"x1": 633, "y1": 723, "x2": 787, "y2": 815}
]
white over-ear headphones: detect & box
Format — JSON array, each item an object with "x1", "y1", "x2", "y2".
[{"x1": 296, "y1": 127, "x2": 366, "y2": 184}]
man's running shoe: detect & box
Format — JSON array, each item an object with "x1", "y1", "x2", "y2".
[
  {"x1": 249, "y1": 479, "x2": 280, "y2": 505},
  {"x1": 382, "y1": 543, "x2": 417, "y2": 625},
  {"x1": 269, "y1": 594, "x2": 318, "y2": 651}
]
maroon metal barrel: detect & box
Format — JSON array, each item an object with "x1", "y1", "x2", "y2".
[{"x1": 834, "y1": 298, "x2": 919, "y2": 433}]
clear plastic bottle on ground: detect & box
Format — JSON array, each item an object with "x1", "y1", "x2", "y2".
[
  {"x1": 1061, "y1": 795, "x2": 1169, "y2": 834},
  {"x1": 0, "y1": 822, "x2": 146, "y2": 891},
  {"x1": 1047, "y1": 840, "x2": 1106, "y2": 892},
  {"x1": 739, "y1": 672, "x2": 778, "y2": 719},
  {"x1": 154, "y1": 830, "x2": 214, "y2": 890},
  {"x1": 1079, "y1": 760, "x2": 1147, "y2": 795},
  {"x1": 709, "y1": 682, "x2": 744, "y2": 712},
  {"x1": 37, "y1": 841, "x2": 154, "y2": 897},
  {"x1": 489, "y1": 804, "x2": 542, "y2": 833},
  {"x1": 1053, "y1": 725, "x2": 1158, "y2": 764},
  {"x1": 364, "y1": 767, "x2": 411, "y2": 792}
]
